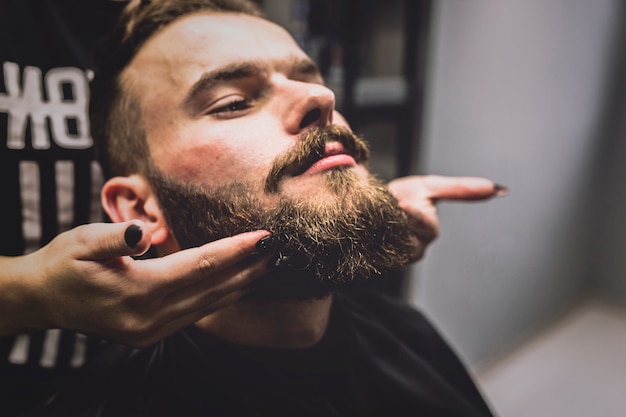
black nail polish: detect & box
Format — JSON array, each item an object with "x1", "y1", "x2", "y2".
[
  {"x1": 493, "y1": 184, "x2": 509, "y2": 197},
  {"x1": 274, "y1": 252, "x2": 309, "y2": 270},
  {"x1": 124, "y1": 224, "x2": 143, "y2": 248},
  {"x1": 255, "y1": 234, "x2": 284, "y2": 253}
]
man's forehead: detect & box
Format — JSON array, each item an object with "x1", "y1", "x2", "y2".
[
  {"x1": 121, "y1": 10, "x2": 315, "y2": 138},
  {"x1": 138, "y1": 12, "x2": 302, "y2": 63},
  {"x1": 128, "y1": 12, "x2": 308, "y2": 88}
]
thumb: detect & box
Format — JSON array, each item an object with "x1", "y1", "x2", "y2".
[{"x1": 77, "y1": 221, "x2": 152, "y2": 260}]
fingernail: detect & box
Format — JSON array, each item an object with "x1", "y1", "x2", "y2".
[
  {"x1": 494, "y1": 184, "x2": 509, "y2": 197},
  {"x1": 124, "y1": 224, "x2": 143, "y2": 248},
  {"x1": 274, "y1": 252, "x2": 309, "y2": 270},
  {"x1": 255, "y1": 234, "x2": 283, "y2": 253}
]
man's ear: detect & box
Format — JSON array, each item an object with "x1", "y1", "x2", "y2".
[{"x1": 101, "y1": 175, "x2": 171, "y2": 246}]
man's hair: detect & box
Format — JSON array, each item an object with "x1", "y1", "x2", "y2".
[{"x1": 89, "y1": 0, "x2": 263, "y2": 179}]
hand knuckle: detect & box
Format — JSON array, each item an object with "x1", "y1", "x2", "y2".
[
  {"x1": 119, "y1": 316, "x2": 157, "y2": 347},
  {"x1": 197, "y1": 257, "x2": 219, "y2": 278}
]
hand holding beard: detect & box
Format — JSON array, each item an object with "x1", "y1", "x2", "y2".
[{"x1": 149, "y1": 125, "x2": 419, "y2": 301}]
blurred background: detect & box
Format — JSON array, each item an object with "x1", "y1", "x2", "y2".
[{"x1": 260, "y1": 0, "x2": 626, "y2": 416}]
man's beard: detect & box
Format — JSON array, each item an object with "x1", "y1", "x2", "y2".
[{"x1": 148, "y1": 126, "x2": 419, "y2": 301}]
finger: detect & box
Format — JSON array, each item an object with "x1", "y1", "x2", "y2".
[
  {"x1": 163, "y1": 252, "x2": 271, "y2": 314},
  {"x1": 421, "y1": 175, "x2": 508, "y2": 201},
  {"x1": 137, "y1": 230, "x2": 271, "y2": 290},
  {"x1": 73, "y1": 220, "x2": 152, "y2": 260},
  {"x1": 410, "y1": 205, "x2": 439, "y2": 239},
  {"x1": 142, "y1": 287, "x2": 253, "y2": 346},
  {"x1": 143, "y1": 256, "x2": 272, "y2": 343}
]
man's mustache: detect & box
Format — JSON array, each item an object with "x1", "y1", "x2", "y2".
[{"x1": 264, "y1": 125, "x2": 370, "y2": 193}]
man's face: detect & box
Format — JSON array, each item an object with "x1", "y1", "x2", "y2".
[
  {"x1": 125, "y1": 12, "x2": 368, "y2": 205},
  {"x1": 123, "y1": 12, "x2": 417, "y2": 299}
]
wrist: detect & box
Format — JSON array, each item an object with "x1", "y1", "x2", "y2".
[{"x1": 0, "y1": 254, "x2": 51, "y2": 335}]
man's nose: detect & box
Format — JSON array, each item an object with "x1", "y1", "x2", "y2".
[{"x1": 280, "y1": 80, "x2": 336, "y2": 135}]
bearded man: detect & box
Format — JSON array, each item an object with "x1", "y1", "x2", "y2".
[{"x1": 47, "y1": 0, "x2": 500, "y2": 416}]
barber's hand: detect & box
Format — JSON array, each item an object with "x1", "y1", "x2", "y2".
[
  {"x1": 0, "y1": 223, "x2": 274, "y2": 347},
  {"x1": 388, "y1": 175, "x2": 507, "y2": 262}
]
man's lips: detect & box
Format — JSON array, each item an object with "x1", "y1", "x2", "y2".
[
  {"x1": 301, "y1": 143, "x2": 357, "y2": 175},
  {"x1": 265, "y1": 126, "x2": 370, "y2": 193},
  {"x1": 303, "y1": 154, "x2": 357, "y2": 175}
]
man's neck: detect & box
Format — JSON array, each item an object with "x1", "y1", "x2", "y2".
[{"x1": 194, "y1": 294, "x2": 334, "y2": 349}]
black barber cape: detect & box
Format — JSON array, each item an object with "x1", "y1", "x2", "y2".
[{"x1": 49, "y1": 288, "x2": 495, "y2": 417}]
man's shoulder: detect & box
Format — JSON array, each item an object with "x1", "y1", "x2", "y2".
[
  {"x1": 334, "y1": 287, "x2": 494, "y2": 416},
  {"x1": 334, "y1": 287, "x2": 460, "y2": 365},
  {"x1": 336, "y1": 286, "x2": 466, "y2": 356}
]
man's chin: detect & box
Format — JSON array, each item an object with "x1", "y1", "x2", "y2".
[{"x1": 247, "y1": 268, "x2": 378, "y2": 302}]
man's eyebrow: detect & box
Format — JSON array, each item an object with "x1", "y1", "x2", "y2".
[
  {"x1": 182, "y1": 62, "x2": 263, "y2": 111},
  {"x1": 182, "y1": 58, "x2": 321, "y2": 113},
  {"x1": 291, "y1": 58, "x2": 321, "y2": 77}
]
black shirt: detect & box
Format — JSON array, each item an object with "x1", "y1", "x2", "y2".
[{"x1": 49, "y1": 288, "x2": 495, "y2": 417}]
